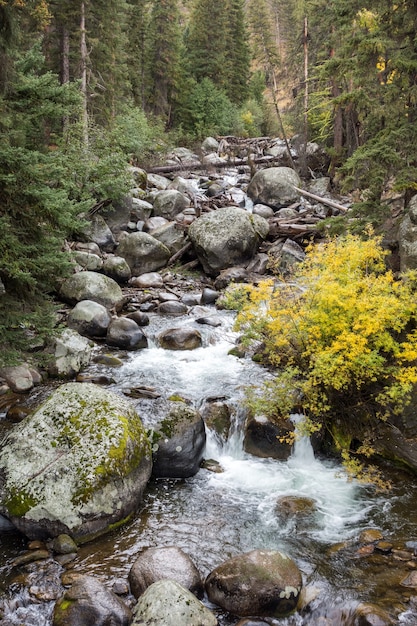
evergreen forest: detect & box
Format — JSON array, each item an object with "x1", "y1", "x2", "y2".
[{"x1": 1, "y1": 0, "x2": 417, "y2": 365}]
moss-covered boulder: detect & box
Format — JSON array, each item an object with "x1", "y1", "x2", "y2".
[{"x1": 0, "y1": 383, "x2": 152, "y2": 541}]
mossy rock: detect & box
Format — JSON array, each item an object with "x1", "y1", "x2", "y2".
[{"x1": 0, "y1": 382, "x2": 152, "y2": 541}]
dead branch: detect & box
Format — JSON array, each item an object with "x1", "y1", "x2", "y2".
[{"x1": 293, "y1": 186, "x2": 350, "y2": 213}]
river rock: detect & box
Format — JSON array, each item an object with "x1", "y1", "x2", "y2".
[
  {"x1": 53, "y1": 574, "x2": 132, "y2": 626},
  {"x1": 244, "y1": 416, "x2": 293, "y2": 460},
  {"x1": 267, "y1": 238, "x2": 306, "y2": 274},
  {"x1": 144, "y1": 216, "x2": 169, "y2": 232},
  {"x1": 168, "y1": 176, "x2": 197, "y2": 198},
  {"x1": 214, "y1": 267, "x2": 250, "y2": 290},
  {"x1": 106, "y1": 317, "x2": 148, "y2": 350},
  {"x1": 117, "y1": 232, "x2": 171, "y2": 276},
  {"x1": 201, "y1": 136, "x2": 219, "y2": 153},
  {"x1": 252, "y1": 204, "x2": 274, "y2": 218},
  {"x1": 128, "y1": 546, "x2": 203, "y2": 598},
  {"x1": 247, "y1": 166, "x2": 301, "y2": 208},
  {"x1": 71, "y1": 250, "x2": 103, "y2": 271},
  {"x1": 201, "y1": 401, "x2": 231, "y2": 441},
  {"x1": 150, "y1": 222, "x2": 187, "y2": 254},
  {"x1": 67, "y1": 300, "x2": 112, "y2": 337},
  {"x1": 60, "y1": 271, "x2": 124, "y2": 310},
  {"x1": 152, "y1": 403, "x2": 206, "y2": 478},
  {"x1": 205, "y1": 549, "x2": 302, "y2": 618},
  {"x1": 157, "y1": 301, "x2": 188, "y2": 316},
  {"x1": 275, "y1": 496, "x2": 316, "y2": 525},
  {"x1": 0, "y1": 382, "x2": 152, "y2": 541},
  {"x1": 188, "y1": 207, "x2": 269, "y2": 276},
  {"x1": 131, "y1": 197, "x2": 153, "y2": 220},
  {"x1": 147, "y1": 173, "x2": 170, "y2": 189},
  {"x1": 158, "y1": 327, "x2": 202, "y2": 350},
  {"x1": 152, "y1": 190, "x2": 190, "y2": 220},
  {"x1": 126, "y1": 311, "x2": 150, "y2": 326},
  {"x1": 47, "y1": 328, "x2": 92, "y2": 378},
  {"x1": 102, "y1": 255, "x2": 132, "y2": 283},
  {"x1": 130, "y1": 271, "x2": 164, "y2": 288},
  {"x1": 77, "y1": 214, "x2": 117, "y2": 253},
  {"x1": 0, "y1": 364, "x2": 38, "y2": 393},
  {"x1": 131, "y1": 579, "x2": 217, "y2": 626}
]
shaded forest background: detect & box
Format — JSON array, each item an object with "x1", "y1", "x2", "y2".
[{"x1": 1, "y1": 0, "x2": 417, "y2": 364}]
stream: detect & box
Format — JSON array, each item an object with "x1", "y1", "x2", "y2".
[{"x1": 2, "y1": 307, "x2": 417, "y2": 624}]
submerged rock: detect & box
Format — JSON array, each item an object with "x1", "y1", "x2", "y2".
[
  {"x1": 53, "y1": 574, "x2": 131, "y2": 626},
  {"x1": 0, "y1": 382, "x2": 152, "y2": 541}
]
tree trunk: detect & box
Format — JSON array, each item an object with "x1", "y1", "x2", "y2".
[{"x1": 80, "y1": 1, "x2": 89, "y2": 146}]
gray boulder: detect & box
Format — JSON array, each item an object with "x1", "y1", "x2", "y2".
[
  {"x1": 205, "y1": 549, "x2": 302, "y2": 618},
  {"x1": 67, "y1": 300, "x2": 112, "y2": 338},
  {"x1": 150, "y1": 222, "x2": 187, "y2": 254},
  {"x1": 152, "y1": 403, "x2": 206, "y2": 478},
  {"x1": 48, "y1": 328, "x2": 92, "y2": 378},
  {"x1": 117, "y1": 232, "x2": 171, "y2": 276},
  {"x1": 60, "y1": 271, "x2": 124, "y2": 310},
  {"x1": 0, "y1": 382, "x2": 152, "y2": 541},
  {"x1": 132, "y1": 580, "x2": 217, "y2": 626},
  {"x1": 106, "y1": 317, "x2": 148, "y2": 350},
  {"x1": 102, "y1": 255, "x2": 131, "y2": 283},
  {"x1": 77, "y1": 214, "x2": 117, "y2": 252},
  {"x1": 128, "y1": 546, "x2": 203, "y2": 599},
  {"x1": 71, "y1": 250, "x2": 103, "y2": 271},
  {"x1": 53, "y1": 574, "x2": 131, "y2": 626},
  {"x1": 247, "y1": 167, "x2": 301, "y2": 208},
  {"x1": 188, "y1": 207, "x2": 269, "y2": 276},
  {"x1": 152, "y1": 190, "x2": 190, "y2": 220},
  {"x1": 158, "y1": 327, "x2": 202, "y2": 350},
  {"x1": 0, "y1": 364, "x2": 40, "y2": 393}
]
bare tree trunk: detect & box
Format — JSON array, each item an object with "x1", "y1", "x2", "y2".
[
  {"x1": 61, "y1": 26, "x2": 70, "y2": 84},
  {"x1": 80, "y1": 1, "x2": 89, "y2": 146},
  {"x1": 271, "y1": 72, "x2": 297, "y2": 171}
]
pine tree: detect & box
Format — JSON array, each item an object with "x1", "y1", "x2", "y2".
[
  {"x1": 145, "y1": 0, "x2": 181, "y2": 121},
  {"x1": 127, "y1": 0, "x2": 150, "y2": 108},
  {"x1": 224, "y1": 0, "x2": 250, "y2": 104}
]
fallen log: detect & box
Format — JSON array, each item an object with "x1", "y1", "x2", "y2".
[
  {"x1": 293, "y1": 186, "x2": 350, "y2": 213},
  {"x1": 147, "y1": 154, "x2": 287, "y2": 175},
  {"x1": 167, "y1": 242, "x2": 193, "y2": 266}
]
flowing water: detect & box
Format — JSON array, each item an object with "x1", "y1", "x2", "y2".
[{"x1": 2, "y1": 307, "x2": 417, "y2": 625}]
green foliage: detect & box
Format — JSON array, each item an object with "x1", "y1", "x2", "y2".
[
  {"x1": 236, "y1": 234, "x2": 417, "y2": 478},
  {"x1": 177, "y1": 77, "x2": 239, "y2": 138}
]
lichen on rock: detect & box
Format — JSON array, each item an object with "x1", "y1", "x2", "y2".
[{"x1": 0, "y1": 382, "x2": 152, "y2": 541}]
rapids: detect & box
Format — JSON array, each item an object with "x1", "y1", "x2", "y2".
[{"x1": 1, "y1": 308, "x2": 417, "y2": 625}]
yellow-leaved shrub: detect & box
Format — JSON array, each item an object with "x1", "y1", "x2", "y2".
[{"x1": 234, "y1": 234, "x2": 417, "y2": 481}]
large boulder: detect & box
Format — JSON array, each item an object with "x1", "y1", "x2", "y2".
[
  {"x1": 47, "y1": 328, "x2": 93, "y2": 378},
  {"x1": 67, "y1": 300, "x2": 112, "y2": 338},
  {"x1": 77, "y1": 214, "x2": 117, "y2": 252},
  {"x1": 247, "y1": 167, "x2": 301, "y2": 209},
  {"x1": 152, "y1": 190, "x2": 190, "y2": 220},
  {"x1": 53, "y1": 574, "x2": 132, "y2": 626},
  {"x1": 0, "y1": 382, "x2": 152, "y2": 541},
  {"x1": 117, "y1": 232, "x2": 171, "y2": 276},
  {"x1": 152, "y1": 403, "x2": 206, "y2": 478},
  {"x1": 106, "y1": 317, "x2": 148, "y2": 350},
  {"x1": 188, "y1": 207, "x2": 269, "y2": 276},
  {"x1": 205, "y1": 550, "x2": 302, "y2": 618},
  {"x1": 131, "y1": 580, "x2": 217, "y2": 626},
  {"x1": 158, "y1": 327, "x2": 202, "y2": 350},
  {"x1": 102, "y1": 255, "x2": 132, "y2": 283},
  {"x1": 244, "y1": 416, "x2": 293, "y2": 460},
  {"x1": 60, "y1": 271, "x2": 124, "y2": 310},
  {"x1": 128, "y1": 546, "x2": 203, "y2": 599}
]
